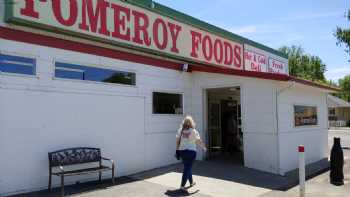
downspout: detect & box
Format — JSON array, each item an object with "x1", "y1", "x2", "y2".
[
  {"x1": 326, "y1": 94, "x2": 329, "y2": 130},
  {"x1": 276, "y1": 81, "x2": 295, "y2": 175}
]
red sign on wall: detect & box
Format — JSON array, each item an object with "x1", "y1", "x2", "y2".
[
  {"x1": 6, "y1": 0, "x2": 288, "y2": 75},
  {"x1": 244, "y1": 50, "x2": 267, "y2": 72},
  {"x1": 8, "y1": 0, "x2": 243, "y2": 70},
  {"x1": 268, "y1": 58, "x2": 288, "y2": 75},
  {"x1": 244, "y1": 44, "x2": 288, "y2": 75}
]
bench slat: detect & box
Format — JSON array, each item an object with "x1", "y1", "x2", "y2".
[{"x1": 52, "y1": 166, "x2": 111, "y2": 176}]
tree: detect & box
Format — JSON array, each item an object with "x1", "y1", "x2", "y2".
[
  {"x1": 335, "y1": 9, "x2": 350, "y2": 60},
  {"x1": 279, "y1": 45, "x2": 327, "y2": 82},
  {"x1": 327, "y1": 79, "x2": 338, "y2": 87},
  {"x1": 337, "y1": 75, "x2": 350, "y2": 102}
]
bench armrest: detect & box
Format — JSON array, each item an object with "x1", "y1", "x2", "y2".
[
  {"x1": 101, "y1": 157, "x2": 114, "y2": 164},
  {"x1": 102, "y1": 157, "x2": 116, "y2": 183},
  {"x1": 101, "y1": 157, "x2": 115, "y2": 171}
]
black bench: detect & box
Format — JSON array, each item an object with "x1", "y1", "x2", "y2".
[{"x1": 48, "y1": 147, "x2": 115, "y2": 197}]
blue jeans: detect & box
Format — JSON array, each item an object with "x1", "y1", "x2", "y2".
[{"x1": 180, "y1": 150, "x2": 196, "y2": 187}]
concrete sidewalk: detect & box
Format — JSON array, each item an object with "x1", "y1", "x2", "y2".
[
  {"x1": 9, "y1": 159, "x2": 299, "y2": 197},
  {"x1": 130, "y1": 158, "x2": 331, "y2": 197},
  {"x1": 9, "y1": 157, "x2": 332, "y2": 197},
  {"x1": 329, "y1": 127, "x2": 350, "y2": 131},
  {"x1": 131, "y1": 161, "x2": 290, "y2": 197}
]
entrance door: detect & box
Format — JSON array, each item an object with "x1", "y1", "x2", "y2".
[
  {"x1": 221, "y1": 100, "x2": 238, "y2": 154},
  {"x1": 206, "y1": 87, "x2": 244, "y2": 163},
  {"x1": 207, "y1": 102, "x2": 221, "y2": 158}
]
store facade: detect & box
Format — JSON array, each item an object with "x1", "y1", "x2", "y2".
[{"x1": 0, "y1": 0, "x2": 337, "y2": 195}]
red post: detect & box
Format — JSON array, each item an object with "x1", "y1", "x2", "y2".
[{"x1": 298, "y1": 145, "x2": 305, "y2": 197}]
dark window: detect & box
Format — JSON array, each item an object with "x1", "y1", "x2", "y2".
[
  {"x1": 328, "y1": 108, "x2": 337, "y2": 121},
  {"x1": 153, "y1": 92, "x2": 183, "y2": 114},
  {"x1": 294, "y1": 105, "x2": 318, "y2": 127},
  {"x1": 0, "y1": 53, "x2": 36, "y2": 75},
  {"x1": 55, "y1": 62, "x2": 136, "y2": 85}
]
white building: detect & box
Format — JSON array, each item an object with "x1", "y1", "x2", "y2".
[{"x1": 0, "y1": 0, "x2": 337, "y2": 196}]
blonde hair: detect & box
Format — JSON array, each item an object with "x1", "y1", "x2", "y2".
[{"x1": 180, "y1": 116, "x2": 196, "y2": 131}]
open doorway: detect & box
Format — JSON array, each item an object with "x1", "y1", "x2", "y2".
[{"x1": 206, "y1": 87, "x2": 243, "y2": 164}]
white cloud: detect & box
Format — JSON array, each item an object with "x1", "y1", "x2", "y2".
[
  {"x1": 229, "y1": 25, "x2": 257, "y2": 34},
  {"x1": 326, "y1": 67, "x2": 350, "y2": 81},
  {"x1": 280, "y1": 11, "x2": 345, "y2": 22},
  {"x1": 228, "y1": 24, "x2": 285, "y2": 36}
]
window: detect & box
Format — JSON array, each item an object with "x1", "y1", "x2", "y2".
[
  {"x1": 55, "y1": 62, "x2": 136, "y2": 85},
  {"x1": 153, "y1": 92, "x2": 183, "y2": 114},
  {"x1": 294, "y1": 105, "x2": 318, "y2": 127},
  {"x1": 0, "y1": 53, "x2": 36, "y2": 75},
  {"x1": 328, "y1": 108, "x2": 337, "y2": 121}
]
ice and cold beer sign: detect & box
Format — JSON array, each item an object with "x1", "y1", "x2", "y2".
[
  {"x1": 6, "y1": 0, "x2": 288, "y2": 75},
  {"x1": 244, "y1": 48, "x2": 288, "y2": 75}
]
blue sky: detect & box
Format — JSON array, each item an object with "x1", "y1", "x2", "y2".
[{"x1": 155, "y1": 0, "x2": 350, "y2": 82}]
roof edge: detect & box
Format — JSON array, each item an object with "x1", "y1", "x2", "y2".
[
  {"x1": 0, "y1": 26, "x2": 339, "y2": 93},
  {"x1": 289, "y1": 76, "x2": 340, "y2": 92},
  {"x1": 327, "y1": 94, "x2": 350, "y2": 108}
]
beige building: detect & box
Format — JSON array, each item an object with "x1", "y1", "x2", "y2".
[{"x1": 328, "y1": 95, "x2": 350, "y2": 127}]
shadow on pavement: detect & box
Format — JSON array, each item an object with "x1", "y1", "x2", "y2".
[
  {"x1": 164, "y1": 189, "x2": 200, "y2": 197},
  {"x1": 133, "y1": 155, "x2": 330, "y2": 192},
  {"x1": 9, "y1": 177, "x2": 138, "y2": 197}
]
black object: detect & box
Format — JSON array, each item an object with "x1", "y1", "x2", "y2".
[
  {"x1": 48, "y1": 147, "x2": 115, "y2": 197},
  {"x1": 175, "y1": 130, "x2": 183, "y2": 160},
  {"x1": 330, "y1": 138, "x2": 344, "y2": 186},
  {"x1": 176, "y1": 150, "x2": 181, "y2": 160}
]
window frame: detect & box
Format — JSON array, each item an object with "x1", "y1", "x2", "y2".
[
  {"x1": 152, "y1": 90, "x2": 184, "y2": 116},
  {"x1": 328, "y1": 108, "x2": 336, "y2": 116},
  {"x1": 293, "y1": 104, "x2": 319, "y2": 128},
  {"x1": 0, "y1": 50, "x2": 38, "y2": 78},
  {"x1": 53, "y1": 59, "x2": 137, "y2": 87}
]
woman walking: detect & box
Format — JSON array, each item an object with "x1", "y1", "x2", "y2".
[{"x1": 176, "y1": 116, "x2": 207, "y2": 192}]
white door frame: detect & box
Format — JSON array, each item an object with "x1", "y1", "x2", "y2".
[{"x1": 201, "y1": 83, "x2": 245, "y2": 163}]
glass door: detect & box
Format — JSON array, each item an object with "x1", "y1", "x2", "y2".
[{"x1": 208, "y1": 102, "x2": 221, "y2": 159}]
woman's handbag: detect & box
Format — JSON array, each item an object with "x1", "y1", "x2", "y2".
[
  {"x1": 175, "y1": 150, "x2": 181, "y2": 160},
  {"x1": 175, "y1": 130, "x2": 183, "y2": 160}
]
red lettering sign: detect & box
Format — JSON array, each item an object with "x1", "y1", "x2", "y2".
[
  {"x1": 268, "y1": 58, "x2": 287, "y2": 74},
  {"x1": 224, "y1": 42, "x2": 233, "y2": 65},
  {"x1": 168, "y1": 23, "x2": 182, "y2": 53},
  {"x1": 52, "y1": 0, "x2": 78, "y2": 26},
  {"x1": 12, "y1": 1, "x2": 250, "y2": 71},
  {"x1": 20, "y1": 0, "x2": 39, "y2": 18},
  {"x1": 153, "y1": 18, "x2": 168, "y2": 50},
  {"x1": 132, "y1": 10, "x2": 151, "y2": 46},
  {"x1": 191, "y1": 31, "x2": 202, "y2": 58},
  {"x1": 234, "y1": 46, "x2": 242, "y2": 68},
  {"x1": 202, "y1": 35, "x2": 213, "y2": 61},
  {"x1": 79, "y1": 0, "x2": 110, "y2": 36},
  {"x1": 244, "y1": 49, "x2": 267, "y2": 72},
  {"x1": 214, "y1": 39, "x2": 223, "y2": 64},
  {"x1": 190, "y1": 30, "x2": 242, "y2": 68},
  {"x1": 111, "y1": 4, "x2": 131, "y2": 41}
]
